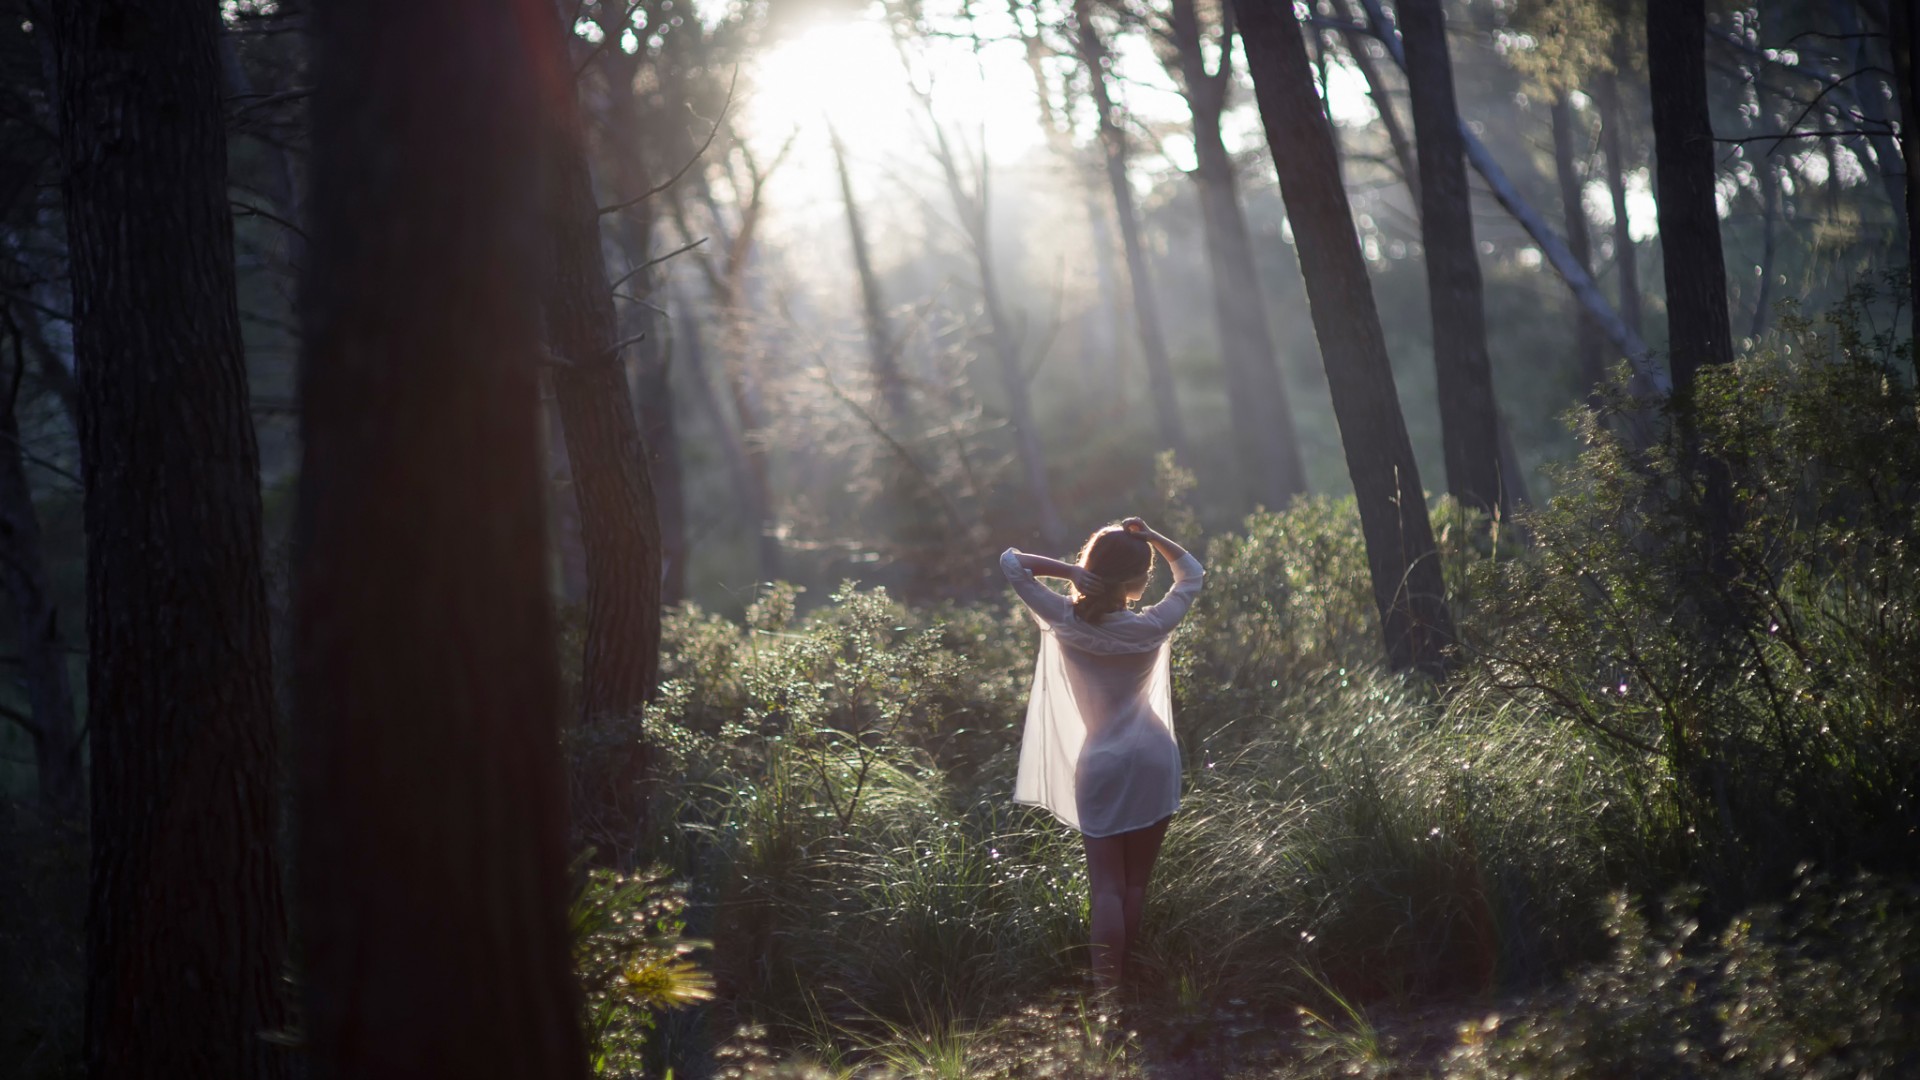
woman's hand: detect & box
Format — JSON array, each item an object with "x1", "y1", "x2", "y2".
[
  {"x1": 1122, "y1": 517, "x2": 1190, "y2": 564},
  {"x1": 1067, "y1": 565, "x2": 1106, "y2": 595}
]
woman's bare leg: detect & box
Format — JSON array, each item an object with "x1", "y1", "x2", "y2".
[
  {"x1": 1082, "y1": 833, "x2": 1128, "y2": 990},
  {"x1": 1120, "y1": 816, "x2": 1171, "y2": 975}
]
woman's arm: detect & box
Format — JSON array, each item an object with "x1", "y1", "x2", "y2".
[
  {"x1": 1013, "y1": 550, "x2": 1094, "y2": 588},
  {"x1": 1000, "y1": 547, "x2": 1084, "y2": 626},
  {"x1": 1120, "y1": 518, "x2": 1189, "y2": 565}
]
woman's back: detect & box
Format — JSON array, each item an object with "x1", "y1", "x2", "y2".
[{"x1": 1000, "y1": 546, "x2": 1205, "y2": 837}]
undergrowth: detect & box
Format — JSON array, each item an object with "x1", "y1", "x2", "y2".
[{"x1": 565, "y1": 299, "x2": 1920, "y2": 1075}]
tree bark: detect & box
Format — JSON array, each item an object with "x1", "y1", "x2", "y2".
[
  {"x1": 1074, "y1": 0, "x2": 1188, "y2": 460},
  {"x1": 51, "y1": 0, "x2": 291, "y2": 1074},
  {"x1": 546, "y1": 9, "x2": 663, "y2": 723},
  {"x1": 1647, "y1": 0, "x2": 1734, "y2": 396},
  {"x1": 0, "y1": 315, "x2": 80, "y2": 820},
  {"x1": 1400, "y1": 0, "x2": 1507, "y2": 519},
  {"x1": 1168, "y1": 0, "x2": 1308, "y2": 509},
  {"x1": 294, "y1": 1, "x2": 588, "y2": 1075},
  {"x1": 1552, "y1": 94, "x2": 1609, "y2": 398},
  {"x1": 1231, "y1": 0, "x2": 1456, "y2": 679},
  {"x1": 1647, "y1": 0, "x2": 1737, "y2": 573}
]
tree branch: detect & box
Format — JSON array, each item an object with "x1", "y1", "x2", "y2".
[{"x1": 598, "y1": 68, "x2": 737, "y2": 217}]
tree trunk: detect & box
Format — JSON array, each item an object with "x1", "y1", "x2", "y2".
[
  {"x1": 1552, "y1": 94, "x2": 1609, "y2": 398},
  {"x1": 689, "y1": 170, "x2": 783, "y2": 582},
  {"x1": 51, "y1": 1, "x2": 291, "y2": 1075},
  {"x1": 1647, "y1": 0, "x2": 1736, "y2": 573},
  {"x1": 977, "y1": 212, "x2": 1069, "y2": 549},
  {"x1": 830, "y1": 125, "x2": 911, "y2": 427},
  {"x1": 920, "y1": 112, "x2": 1067, "y2": 548},
  {"x1": 293, "y1": 1, "x2": 588, "y2": 1074},
  {"x1": 1074, "y1": 0, "x2": 1187, "y2": 460},
  {"x1": 0, "y1": 319, "x2": 80, "y2": 820},
  {"x1": 1170, "y1": 0, "x2": 1308, "y2": 509},
  {"x1": 1357, "y1": 0, "x2": 1662, "y2": 398},
  {"x1": 1340, "y1": 1, "x2": 1419, "y2": 204},
  {"x1": 671, "y1": 288, "x2": 759, "y2": 534},
  {"x1": 1596, "y1": 64, "x2": 1643, "y2": 340},
  {"x1": 601, "y1": 42, "x2": 688, "y2": 606},
  {"x1": 1399, "y1": 0, "x2": 1507, "y2": 519},
  {"x1": 1647, "y1": 0, "x2": 1734, "y2": 396},
  {"x1": 545, "y1": 11, "x2": 663, "y2": 723},
  {"x1": 1231, "y1": 0, "x2": 1456, "y2": 678}
]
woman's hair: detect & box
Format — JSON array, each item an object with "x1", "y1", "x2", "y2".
[{"x1": 1071, "y1": 525, "x2": 1154, "y2": 623}]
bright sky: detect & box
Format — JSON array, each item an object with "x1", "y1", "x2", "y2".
[{"x1": 732, "y1": 1, "x2": 1377, "y2": 243}]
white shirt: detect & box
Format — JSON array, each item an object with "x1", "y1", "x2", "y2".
[{"x1": 999, "y1": 547, "x2": 1206, "y2": 837}]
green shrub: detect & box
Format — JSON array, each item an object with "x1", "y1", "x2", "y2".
[
  {"x1": 1442, "y1": 873, "x2": 1920, "y2": 1079},
  {"x1": 571, "y1": 861, "x2": 714, "y2": 1078},
  {"x1": 1463, "y1": 296, "x2": 1920, "y2": 903}
]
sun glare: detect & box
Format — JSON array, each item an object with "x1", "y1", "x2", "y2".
[
  {"x1": 749, "y1": 20, "x2": 911, "y2": 148},
  {"x1": 738, "y1": 10, "x2": 1048, "y2": 235}
]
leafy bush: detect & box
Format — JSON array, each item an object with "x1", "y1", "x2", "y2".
[
  {"x1": 1442, "y1": 873, "x2": 1920, "y2": 1079},
  {"x1": 571, "y1": 861, "x2": 714, "y2": 1077},
  {"x1": 1463, "y1": 295, "x2": 1920, "y2": 904}
]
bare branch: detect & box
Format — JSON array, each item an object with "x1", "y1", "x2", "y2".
[
  {"x1": 598, "y1": 67, "x2": 737, "y2": 217},
  {"x1": 608, "y1": 235, "x2": 707, "y2": 292}
]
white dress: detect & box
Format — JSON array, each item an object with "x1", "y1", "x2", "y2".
[{"x1": 1000, "y1": 547, "x2": 1206, "y2": 838}]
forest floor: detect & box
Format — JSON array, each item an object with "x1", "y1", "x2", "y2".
[{"x1": 706, "y1": 981, "x2": 1523, "y2": 1079}]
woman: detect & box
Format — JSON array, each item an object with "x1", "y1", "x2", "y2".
[{"x1": 999, "y1": 517, "x2": 1204, "y2": 989}]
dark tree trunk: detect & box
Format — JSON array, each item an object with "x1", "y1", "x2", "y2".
[
  {"x1": 293, "y1": 1, "x2": 588, "y2": 1075},
  {"x1": 1232, "y1": 0, "x2": 1456, "y2": 678},
  {"x1": 1400, "y1": 0, "x2": 1507, "y2": 519},
  {"x1": 1552, "y1": 94, "x2": 1609, "y2": 398},
  {"x1": 830, "y1": 125, "x2": 911, "y2": 427},
  {"x1": 1074, "y1": 0, "x2": 1188, "y2": 460},
  {"x1": 545, "y1": 11, "x2": 663, "y2": 722},
  {"x1": 0, "y1": 318, "x2": 79, "y2": 820},
  {"x1": 601, "y1": 40, "x2": 689, "y2": 607},
  {"x1": 1647, "y1": 0, "x2": 1734, "y2": 396},
  {"x1": 1647, "y1": 0, "x2": 1736, "y2": 573},
  {"x1": 1169, "y1": 0, "x2": 1308, "y2": 509},
  {"x1": 51, "y1": 1, "x2": 291, "y2": 1075},
  {"x1": 1596, "y1": 60, "x2": 1643, "y2": 340},
  {"x1": 1890, "y1": 0, "x2": 1920, "y2": 364}
]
